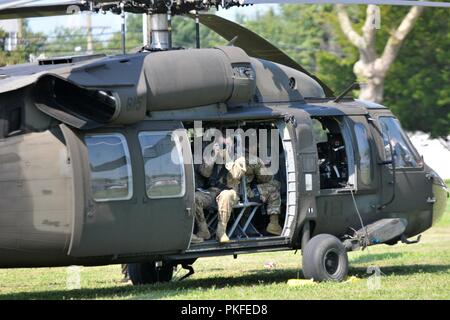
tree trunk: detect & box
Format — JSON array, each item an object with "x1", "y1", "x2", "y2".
[
  {"x1": 359, "y1": 77, "x2": 385, "y2": 103},
  {"x1": 335, "y1": 5, "x2": 423, "y2": 103}
]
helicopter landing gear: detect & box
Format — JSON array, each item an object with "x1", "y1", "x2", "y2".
[
  {"x1": 302, "y1": 234, "x2": 349, "y2": 282},
  {"x1": 178, "y1": 264, "x2": 195, "y2": 281},
  {"x1": 128, "y1": 261, "x2": 174, "y2": 285}
]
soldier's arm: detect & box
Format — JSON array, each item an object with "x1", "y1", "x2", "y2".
[
  {"x1": 225, "y1": 156, "x2": 247, "y2": 180},
  {"x1": 199, "y1": 158, "x2": 215, "y2": 178},
  {"x1": 256, "y1": 158, "x2": 273, "y2": 183}
]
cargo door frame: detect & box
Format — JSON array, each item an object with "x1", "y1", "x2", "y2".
[{"x1": 283, "y1": 110, "x2": 320, "y2": 249}]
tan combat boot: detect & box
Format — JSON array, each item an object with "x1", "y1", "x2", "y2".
[
  {"x1": 190, "y1": 233, "x2": 204, "y2": 244},
  {"x1": 216, "y1": 222, "x2": 230, "y2": 244},
  {"x1": 197, "y1": 221, "x2": 211, "y2": 240},
  {"x1": 266, "y1": 215, "x2": 283, "y2": 236}
]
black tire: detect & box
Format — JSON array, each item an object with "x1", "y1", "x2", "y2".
[
  {"x1": 302, "y1": 234, "x2": 348, "y2": 282},
  {"x1": 128, "y1": 262, "x2": 174, "y2": 285}
]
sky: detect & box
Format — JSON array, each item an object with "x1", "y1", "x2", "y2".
[{"x1": 23, "y1": 2, "x2": 278, "y2": 36}]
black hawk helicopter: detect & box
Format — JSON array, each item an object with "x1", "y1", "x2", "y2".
[{"x1": 0, "y1": 0, "x2": 448, "y2": 284}]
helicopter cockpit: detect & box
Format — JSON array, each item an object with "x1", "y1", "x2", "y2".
[{"x1": 313, "y1": 117, "x2": 349, "y2": 189}]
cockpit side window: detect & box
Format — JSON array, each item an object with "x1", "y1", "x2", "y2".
[
  {"x1": 379, "y1": 117, "x2": 422, "y2": 168},
  {"x1": 85, "y1": 133, "x2": 133, "y2": 201},
  {"x1": 354, "y1": 123, "x2": 373, "y2": 186},
  {"x1": 138, "y1": 131, "x2": 186, "y2": 199}
]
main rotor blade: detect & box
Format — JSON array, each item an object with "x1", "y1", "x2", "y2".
[
  {"x1": 0, "y1": 1, "x2": 88, "y2": 19},
  {"x1": 245, "y1": 0, "x2": 450, "y2": 8},
  {"x1": 194, "y1": 13, "x2": 334, "y2": 96},
  {"x1": 0, "y1": 0, "x2": 41, "y2": 10}
]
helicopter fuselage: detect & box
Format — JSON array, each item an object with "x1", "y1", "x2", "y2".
[{"x1": 0, "y1": 47, "x2": 447, "y2": 268}]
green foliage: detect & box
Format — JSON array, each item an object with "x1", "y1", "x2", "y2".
[
  {"x1": 105, "y1": 14, "x2": 225, "y2": 53},
  {"x1": 44, "y1": 27, "x2": 104, "y2": 56},
  {"x1": 241, "y1": 5, "x2": 449, "y2": 137},
  {"x1": 106, "y1": 14, "x2": 143, "y2": 52},
  {"x1": 383, "y1": 8, "x2": 450, "y2": 138},
  {"x1": 172, "y1": 16, "x2": 225, "y2": 48},
  {"x1": 2, "y1": 8, "x2": 448, "y2": 137},
  {"x1": 0, "y1": 19, "x2": 46, "y2": 66}
]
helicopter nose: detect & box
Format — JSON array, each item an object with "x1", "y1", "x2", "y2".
[{"x1": 431, "y1": 182, "x2": 449, "y2": 225}]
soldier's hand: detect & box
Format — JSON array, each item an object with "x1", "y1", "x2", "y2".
[
  {"x1": 235, "y1": 156, "x2": 247, "y2": 172},
  {"x1": 211, "y1": 143, "x2": 221, "y2": 160}
]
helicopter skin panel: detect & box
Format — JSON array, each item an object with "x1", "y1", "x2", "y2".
[
  {"x1": 0, "y1": 130, "x2": 73, "y2": 264},
  {"x1": 194, "y1": 14, "x2": 334, "y2": 97},
  {"x1": 1, "y1": 46, "x2": 330, "y2": 130}
]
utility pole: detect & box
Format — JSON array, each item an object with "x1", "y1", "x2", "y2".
[
  {"x1": 86, "y1": 12, "x2": 93, "y2": 54},
  {"x1": 17, "y1": 18, "x2": 23, "y2": 48}
]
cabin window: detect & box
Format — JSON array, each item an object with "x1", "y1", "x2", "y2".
[
  {"x1": 354, "y1": 124, "x2": 373, "y2": 186},
  {"x1": 138, "y1": 131, "x2": 185, "y2": 199},
  {"x1": 85, "y1": 133, "x2": 133, "y2": 201},
  {"x1": 379, "y1": 117, "x2": 421, "y2": 168}
]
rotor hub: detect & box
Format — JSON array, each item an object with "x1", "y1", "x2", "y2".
[{"x1": 93, "y1": 0, "x2": 250, "y2": 16}]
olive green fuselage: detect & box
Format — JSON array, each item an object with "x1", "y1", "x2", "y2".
[{"x1": 0, "y1": 48, "x2": 447, "y2": 268}]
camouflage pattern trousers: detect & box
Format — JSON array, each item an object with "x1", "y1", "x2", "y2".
[
  {"x1": 194, "y1": 180, "x2": 281, "y2": 225},
  {"x1": 194, "y1": 188, "x2": 220, "y2": 224},
  {"x1": 247, "y1": 179, "x2": 281, "y2": 215}
]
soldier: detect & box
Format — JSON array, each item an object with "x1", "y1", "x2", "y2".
[
  {"x1": 193, "y1": 131, "x2": 283, "y2": 244},
  {"x1": 190, "y1": 138, "x2": 231, "y2": 244},
  {"x1": 213, "y1": 134, "x2": 283, "y2": 243},
  {"x1": 224, "y1": 149, "x2": 283, "y2": 238},
  {"x1": 192, "y1": 134, "x2": 243, "y2": 244}
]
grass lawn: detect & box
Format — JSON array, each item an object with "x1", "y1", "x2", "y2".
[{"x1": 0, "y1": 184, "x2": 449, "y2": 300}]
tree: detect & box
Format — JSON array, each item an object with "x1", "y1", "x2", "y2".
[
  {"x1": 383, "y1": 8, "x2": 450, "y2": 138},
  {"x1": 335, "y1": 4, "x2": 423, "y2": 103},
  {"x1": 0, "y1": 19, "x2": 46, "y2": 66},
  {"x1": 44, "y1": 27, "x2": 104, "y2": 56},
  {"x1": 240, "y1": 5, "x2": 449, "y2": 137}
]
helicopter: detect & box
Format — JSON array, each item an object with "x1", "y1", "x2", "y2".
[{"x1": 0, "y1": 0, "x2": 448, "y2": 284}]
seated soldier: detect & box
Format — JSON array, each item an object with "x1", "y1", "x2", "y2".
[
  {"x1": 191, "y1": 135, "x2": 237, "y2": 244},
  {"x1": 227, "y1": 146, "x2": 283, "y2": 237},
  {"x1": 193, "y1": 130, "x2": 283, "y2": 244},
  {"x1": 214, "y1": 135, "x2": 283, "y2": 243}
]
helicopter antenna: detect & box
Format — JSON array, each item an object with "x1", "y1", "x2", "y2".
[
  {"x1": 227, "y1": 36, "x2": 239, "y2": 46},
  {"x1": 195, "y1": 10, "x2": 200, "y2": 49},
  {"x1": 334, "y1": 82, "x2": 360, "y2": 102}
]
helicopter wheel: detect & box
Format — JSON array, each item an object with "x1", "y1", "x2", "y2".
[
  {"x1": 302, "y1": 234, "x2": 348, "y2": 282},
  {"x1": 128, "y1": 262, "x2": 174, "y2": 285}
]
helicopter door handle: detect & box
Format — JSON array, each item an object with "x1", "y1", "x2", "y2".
[
  {"x1": 426, "y1": 197, "x2": 436, "y2": 204},
  {"x1": 186, "y1": 207, "x2": 193, "y2": 217}
]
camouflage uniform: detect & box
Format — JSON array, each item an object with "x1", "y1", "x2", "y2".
[
  {"x1": 194, "y1": 188, "x2": 219, "y2": 228},
  {"x1": 198, "y1": 153, "x2": 282, "y2": 242},
  {"x1": 193, "y1": 153, "x2": 242, "y2": 243},
  {"x1": 226, "y1": 155, "x2": 281, "y2": 216}
]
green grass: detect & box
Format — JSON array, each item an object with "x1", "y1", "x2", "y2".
[
  {"x1": 435, "y1": 179, "x2": 450, "y2": 227},
  {"x1": 1, "y1": 182, "x2": 449, "y2": 300}
]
